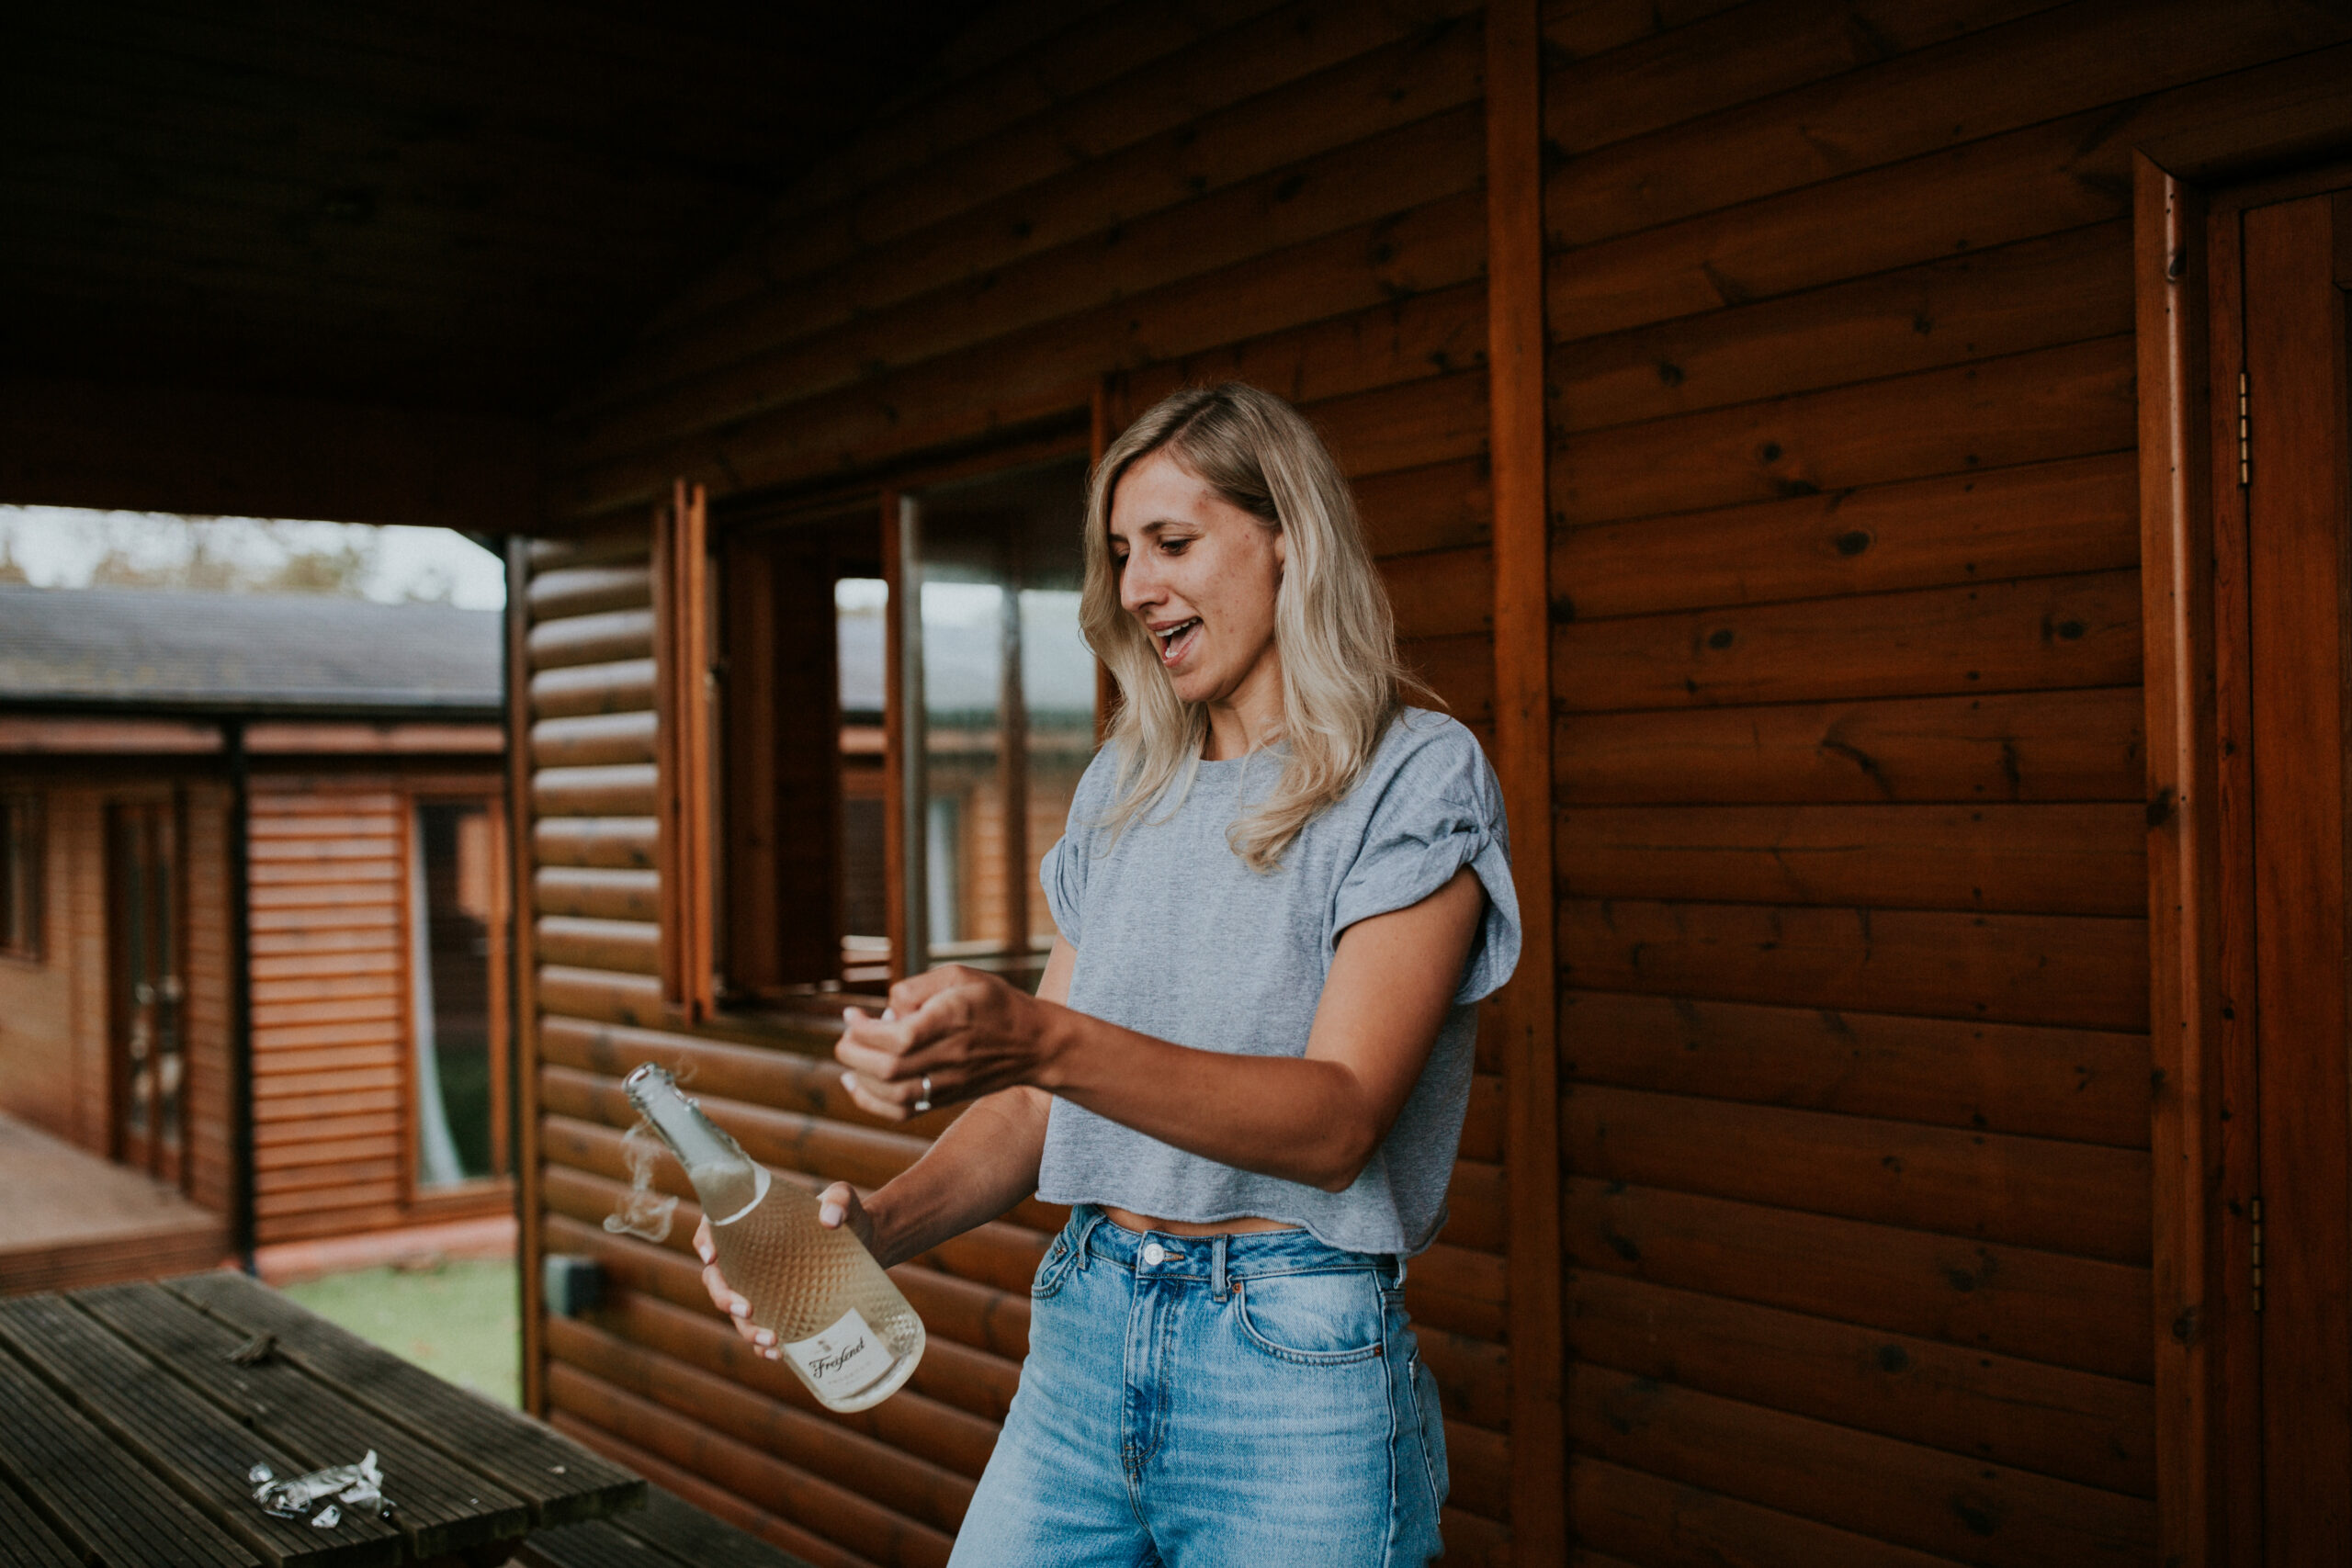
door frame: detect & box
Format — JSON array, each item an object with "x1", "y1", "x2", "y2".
[{"x1": 2138, "y1": 147, "x2": 2352, "y2": 1566}]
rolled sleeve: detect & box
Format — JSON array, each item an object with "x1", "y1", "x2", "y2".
[
  {"x1": 1037, "y1": 744, "x2": 1121, "y2": 948},
  {"x1": 1040, "y1": 830, "x2": 1086, "y2": 947},
  {"x1": 1330, "y1": 741, "x2": 1521, "y2": 1005}
]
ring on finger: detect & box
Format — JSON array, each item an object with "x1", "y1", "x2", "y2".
[{"x1": 912, "y1": 1074, "x2": 933, "y2": 1113}]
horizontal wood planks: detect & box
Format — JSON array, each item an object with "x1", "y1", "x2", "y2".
[
  {"x1": 168, "y1": 1268, "x2": 641, "y2": 1528},
  {"x1": 237, "y1": 772, "x2": 516, "y2": 1245},
  {"x1": 529, "y1": 7, "x2": 1513, "y2": 1562},
  {"x1": 521, "y1": 537, "x2": 1023, "y2": 1566},
  {"x1": 245, "y1": 782, "x2": 406, "y2": 1241},
  {"x1": 1518, "y1": 0, "x2": 2352, "y2": 1559},
  {"x1": 509, "y1": 0, "x2": 2352, "y2": 1559}
]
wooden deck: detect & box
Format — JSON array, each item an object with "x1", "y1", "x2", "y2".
[{"x1": 0, "y1": 1113, "x2": 230, "y2": 1295}]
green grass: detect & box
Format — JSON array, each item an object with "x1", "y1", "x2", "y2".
[{"x1": 280, "y1": 1258, "x2": 520, "y2": 1407}]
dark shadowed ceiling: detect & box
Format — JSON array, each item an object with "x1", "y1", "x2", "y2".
[{"x1": 0, "y1": 0, "x2": 972, "y2": 413}]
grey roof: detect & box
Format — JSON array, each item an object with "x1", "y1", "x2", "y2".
[{"x1": 0, "y1": 585, "x2": 500, "y2": 713}]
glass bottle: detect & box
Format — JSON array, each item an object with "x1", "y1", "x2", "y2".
[{"x1": 622, "y1": 1064, "x2": 924, "y2": 1411}]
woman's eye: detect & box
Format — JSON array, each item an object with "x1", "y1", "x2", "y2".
[{"x1": 1161, "y1": 538, "x2": 1191, "y2": 555}]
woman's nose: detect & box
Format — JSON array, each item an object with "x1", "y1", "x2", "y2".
[{"x1": 1119, "y1": 552, "x2": 1160, "y2": 613}]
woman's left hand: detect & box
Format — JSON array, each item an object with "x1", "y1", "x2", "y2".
[{"x1": 835, "y1": 964, "x2": 1059, "y2": 1121}]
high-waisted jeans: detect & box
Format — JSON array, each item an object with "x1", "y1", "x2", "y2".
[{"x1": 948, "y1": 1204, "x2": 1448, "y2": 1567}]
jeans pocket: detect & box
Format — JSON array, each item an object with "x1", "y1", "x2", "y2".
[
  {"x1": 1408, "y1": 1350, "x2": 1449, "y2": 1508},
  {"x1": 1031, "y1": 1234, "x2": 1080, "y2": 1300},
  {"x1": 1233, "y1": 1269, "x2": 1385, "y2": 1364}
]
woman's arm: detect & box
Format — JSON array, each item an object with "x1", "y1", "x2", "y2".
[
  {"x1": 836, "y1": 866, "x2": 1486, "y2": 1192},
  {"x1": 856, "y1": 1085, "x2": 1051, "y2": 1267},
  {"x1": 699, "y1": 945, "x2": 1077, "y2": 1354},
  {"x1": 854, "y1": 938, "x2": 1078, "y2": 1264}
]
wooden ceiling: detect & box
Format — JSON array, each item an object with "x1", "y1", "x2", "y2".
[{"x1": 0, "y1": 0, "x2": 970, "y2": 413}]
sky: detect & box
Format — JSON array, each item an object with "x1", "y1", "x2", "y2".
[{"x1": 0, "y1": 507, "x2": 506, "y2": 609}]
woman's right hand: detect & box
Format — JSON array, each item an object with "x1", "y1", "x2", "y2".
[{"x1": 696, "y1": 1181, "x2": 876, "y2": 1360}]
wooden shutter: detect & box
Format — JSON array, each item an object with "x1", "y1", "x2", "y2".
[{"x1": 654, "y1": 479, "x2": 716, "y2": 1021}]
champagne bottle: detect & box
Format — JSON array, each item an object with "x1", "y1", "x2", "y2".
[{"x1": 623, "y1": 1064, "x2": 924, "y2": 1411}]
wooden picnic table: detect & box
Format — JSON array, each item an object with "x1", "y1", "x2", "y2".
[{"x1": 0, "y1": 1270, "x2": 645, "y2": 1568}]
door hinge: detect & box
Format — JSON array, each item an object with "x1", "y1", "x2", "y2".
[
  {"x1": 2238, "y1": 370, "x2": 2252, "y2": 488},
  {"x1": 2251, "y1": 1195, "x2": 2264, "y2": 1314}
]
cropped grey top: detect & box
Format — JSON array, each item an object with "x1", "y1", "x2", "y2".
[{"x1": 1035, "y1": 708, "x2": 1519, "y2": 1257}]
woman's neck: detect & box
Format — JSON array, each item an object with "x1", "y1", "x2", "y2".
[{"x1": 1201, "y1": 648, "x2": 1285, "y2": 760}]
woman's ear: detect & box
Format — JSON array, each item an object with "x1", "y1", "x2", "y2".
[{"x1": 1273, "y1": 528, "x2": 1288, "y2": 572}]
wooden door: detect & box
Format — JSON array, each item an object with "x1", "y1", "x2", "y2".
[
  {"x1": 108, "y1": 797, "x2": 187, "y2": 1187},
  {"x1": 2233, "y1": 186, "x2": 2352, "y2": 1563}
]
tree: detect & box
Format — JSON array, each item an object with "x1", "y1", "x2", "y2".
[{"x1": 76, "y1": 518, "x2": 379, "y2": 595}]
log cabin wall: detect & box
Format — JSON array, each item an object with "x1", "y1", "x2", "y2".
[
  {"x1": 526, "y1": 3, "x2": 2352, "y2": 1562},
  {"x1": 1539, "y1": 4, "x2": 2352, "y2": 1564},
  {"x1": 528, "y1": 5, "x2": 1516, "y2": 1564},
  {"x1": 519, "y1": 530, "x2": 1076, "y2": 1568},
  {"x1": 247, "y1": 765, "x2": 511, "y2": 1245}
]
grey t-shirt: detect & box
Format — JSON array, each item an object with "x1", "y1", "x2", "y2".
[{"x1": 1035, "y1": 707, "x2": 1520, "y2": 1257}]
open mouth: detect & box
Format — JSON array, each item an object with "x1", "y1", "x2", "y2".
[{"x1": 1156, "y1": 618, "x2": 1201, "y2": 667}]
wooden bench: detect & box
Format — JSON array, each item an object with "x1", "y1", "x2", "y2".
[
  {"x1": 0, "y1": 1271, "x2": 646, "y2": 1567},
  {"x1": 517, "y1": 1486, "x2": 817, "y2": 1568}
]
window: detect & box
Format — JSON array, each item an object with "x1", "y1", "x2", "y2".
[
  {"x1": 1, "y1": 793, "x2": 40, "y2": 961},
  {"x1": 905, "y1": 461, "x2": 1098, "y2": 981},
  {"x1": 837, "y1": 577, "x2": 892, "y2": 986},
  {"x1": 658, "y1": 452, "x2": 1099, "y2": 1011},
  {"x1": 411, "y1": 799, "x2": 508, "y2": 1188}
]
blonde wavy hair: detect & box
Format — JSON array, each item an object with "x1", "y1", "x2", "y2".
[{"x1": 1080, "y1": 382, "x2": 1427, "y2": 871}]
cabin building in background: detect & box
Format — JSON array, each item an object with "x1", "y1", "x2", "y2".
[
  {"x1": 0, "y1": 586, "x2": 512, "y2": 1280},
  {"x1": 9, "y1": 0, "x2": 2352, "y2": 1561}
]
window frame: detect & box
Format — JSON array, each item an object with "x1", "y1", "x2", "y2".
[
  {"x1": 401, "y1": 785, "x2": 514, "y2": 1203},
  {"x1": 658, "y1": 422, "x2": 1100, "y2": 1017},
  {"x1": 654, "y1": 479, "x2": 718, "y2": 1021}
]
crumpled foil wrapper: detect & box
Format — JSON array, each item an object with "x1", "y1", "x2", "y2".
[{"x1": 249, "y1": 1451, "x2": 390, "y2": 1525}]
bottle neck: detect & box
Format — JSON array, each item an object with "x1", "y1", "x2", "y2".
[{"x1": 623, "y1": 1065, "x2": 752, "y2": 1180}]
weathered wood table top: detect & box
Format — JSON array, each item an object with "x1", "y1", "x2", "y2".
[{"x1": 0, "y1": 1270, "x2": 645, "y2": 1567}]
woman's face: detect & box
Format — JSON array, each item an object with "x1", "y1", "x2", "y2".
[{"x1": 1109, "y1": 449, "x2": 1286, "y2": 709}]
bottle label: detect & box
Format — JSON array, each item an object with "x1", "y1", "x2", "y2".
[{"x1": 782, "y1": 1308, "x2": 895, "y2": 1401}]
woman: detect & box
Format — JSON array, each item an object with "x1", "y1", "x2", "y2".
[{"x1": 699, "y1": 382, "x2": 1518, "y2": 1566}]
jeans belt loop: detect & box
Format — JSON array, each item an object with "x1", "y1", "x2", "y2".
[
  {"x1": 1209, "y1": 1234, "x2": 1229, "y2": 1302},
  {"x1": 1389, "y1": 1253, "x2": 1408, "y2": 1290},
  {"x1": 1071, "y1": 1205, "x2": 1108, "y2": 1270}
]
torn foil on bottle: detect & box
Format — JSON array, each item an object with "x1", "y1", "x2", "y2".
[{"x1": 250, "y1": 1450, "x2": 390, "y2": 1525}]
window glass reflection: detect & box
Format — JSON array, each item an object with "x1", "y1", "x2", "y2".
[{"x1": 911, "y1": 460, "x2": 1094, "y2": 978}]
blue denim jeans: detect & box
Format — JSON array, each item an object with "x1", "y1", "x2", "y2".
[{"x1": 949, "y1": 1205, "x2": 1448, "y2": 1567}]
